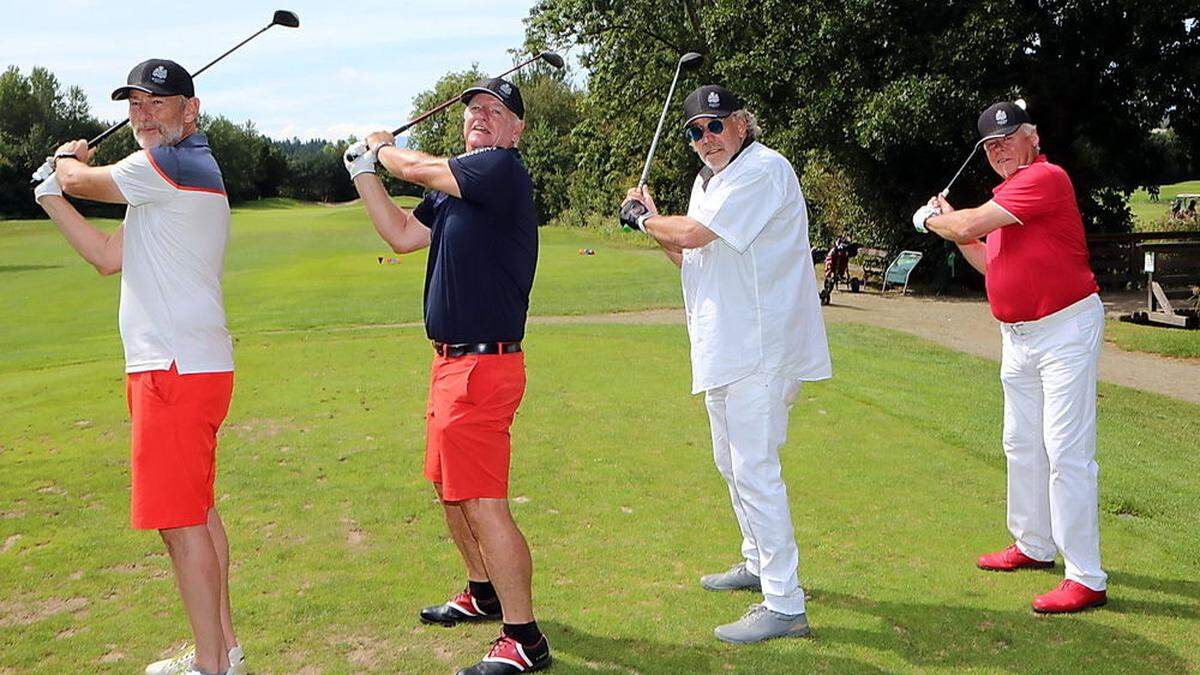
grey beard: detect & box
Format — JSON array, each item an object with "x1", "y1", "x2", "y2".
[{"x1": 134, "y1": 125, "x2": 185, "y2": 148}]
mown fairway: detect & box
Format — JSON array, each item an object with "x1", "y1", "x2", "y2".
[
  {"x1": 2, "y1": 202, "x2": 1198, "y2": 674},
  {"x1": 1130, "y1": 179, "x2": 1200, "y2": 229}
]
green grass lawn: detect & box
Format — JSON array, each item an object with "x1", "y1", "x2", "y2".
[
  {"x1": 2, "y1": 202, "x2": 1198, "y2": 673},
  {"x1": 1107, "y1": 318, "x2": 1200, "y2": 359},
  {"x1": 1129, "y1": 179, "x2": 1200, "y2": 230}
]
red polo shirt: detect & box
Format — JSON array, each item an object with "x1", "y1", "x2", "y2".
[{"x1": 985, "y1": 155, "x2": 1099, "y2": 323}]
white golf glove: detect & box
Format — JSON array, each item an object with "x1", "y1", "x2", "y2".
[
  {"x1": 33, "y1": 173, "x2": 63, "y2": 204},
  {"x1": 912, "y1": 204, "x2": 940, "y2": 233},
  {"x1": 343, "y1": 142, "x2": 377, "y2": 180}
]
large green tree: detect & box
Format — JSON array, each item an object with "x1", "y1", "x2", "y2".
[
  {"x1": 0, "y1": 66, "x2": 105, "y2": 217},
  {"x1": 527, "y1": 0, "x2": 1200, "y2": 247}
]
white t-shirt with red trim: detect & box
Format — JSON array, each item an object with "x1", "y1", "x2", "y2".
[
  {"x1": 109, "y1": 134, "x2": 233, "y2": 374},
  {"x1": 682, "y1": 141, "x2": 832, "y2": 394},
  {"x1": 986, "y1": 155, "x2": 1099, "y2": 323}
]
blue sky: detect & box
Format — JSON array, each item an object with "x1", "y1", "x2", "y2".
[{"x1": 4, "y1": 0, "x2": 554, "y2": 141}]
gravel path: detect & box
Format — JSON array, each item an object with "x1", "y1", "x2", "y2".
[{"x1": 532, "y1": 290, "x2": 1200, "y2": 405}]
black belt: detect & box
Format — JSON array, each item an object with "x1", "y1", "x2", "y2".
[{"x1": 432, "y1": 341, "x2": 522, "y2": 358}]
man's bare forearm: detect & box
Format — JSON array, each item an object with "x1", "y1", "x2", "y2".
[
  {"x1": 661, "y1": 244, "x2": 683, "y2": 268},
  {"x1": 352, "y1": 174, "x2": 430, "y2": 253},
  {"x1": 957, "y1": 240, "x2": 987, "y2": 275},
  {"x1": 643, "y1": 214, "x2": 717, "y2": 250},
  {"x1": 38, "y1": 196, "x2": 122, "y2": 275}
]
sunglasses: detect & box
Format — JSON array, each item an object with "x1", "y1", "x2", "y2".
[{"x1": 684, "y1": 119, "x2": 724, "y2": 142}]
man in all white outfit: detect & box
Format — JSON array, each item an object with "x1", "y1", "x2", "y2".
[
  {"x1": 915, "y1": 101, "x2": 1107, "y2": 613},
  {"x1": 621, "y1": 84, "x2": 832, "y2": 643}
]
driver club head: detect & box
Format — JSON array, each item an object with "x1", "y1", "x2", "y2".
[
  {"x1": 539, "y1": 51, "x2": 566, "y2": 69},
  {"x1": 272, "y1": 10, "x2": 300, "y2": 28},
  {"x1": 679, "y1": 52, "x2": 703, "y2": 68}
]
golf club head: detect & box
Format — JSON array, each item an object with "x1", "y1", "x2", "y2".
[
  {"x1": 679, "y1": 52, "x2": 703, "y2": 68},
  {"x1": 539, "y1": 51, "x2": 565, "y2": 69},
  {"x1": 272, "y1": 10, "x2": 300, "y2": 28}
]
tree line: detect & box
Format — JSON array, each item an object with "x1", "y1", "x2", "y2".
[
  {"x1": 5, "y1": 0, "x2": 1198, "y2": 254},
  {"x1": 524, "y1": 0, "x2": 1199, "y2": 250},
  {"x1": 0, "y1": 63, "x2": 579, "y2": 225}
]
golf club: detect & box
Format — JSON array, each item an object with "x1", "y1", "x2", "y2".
[
  {"x1": 939, "y1": 138, "x2": 984, "y2": 198},
  {"x1": 620, "y1": 51, "x2": 702, "y2": 231},
  {"x1": 30, "y1": 9, "x2": 301, "y2": 185},
  {"x1": 345, "y1": 51, "x2": 565, "y2": 161},
  {"x1": 638, "y1": 52, "x2": 702, "y2": 188}
]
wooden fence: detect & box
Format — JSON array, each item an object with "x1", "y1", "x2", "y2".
[{"x1": 1087, "y1": 231, "x2": 1200, "y2": 289}]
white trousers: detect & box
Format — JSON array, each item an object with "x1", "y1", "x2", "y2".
[
  {"x1": 705, "y1": 371, "x2": 806, "y2": 615},
  {"x1": 1000, "y1": 293, "x2": 1106, "y2": 591}
]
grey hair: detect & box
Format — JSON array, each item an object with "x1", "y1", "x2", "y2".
[
  {"x1": 1019, "y1": 122, "x2": 1039, "y2": 152},
  {"x1": 729, "y1": 109, "x2": 762, "y2": 140}
]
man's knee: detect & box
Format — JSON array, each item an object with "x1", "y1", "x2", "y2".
[
  {"x1": 158, "y1": 523, "x2": 207, "y2": 556},
  {"x1": 459, "y1": 497, "x2": 515, "y2": 526}
]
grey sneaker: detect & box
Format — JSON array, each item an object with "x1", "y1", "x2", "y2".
[
  {"x1": 700, "y1": 562, "x2": 762, "y2": 591},
  {"x1": 714, "y1": 604, "x2": 811, "y2": 644}
]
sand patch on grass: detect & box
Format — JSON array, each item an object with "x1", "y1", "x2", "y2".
[{"x1": 0, "y1": 596, "x2": 88, "y2": 627}]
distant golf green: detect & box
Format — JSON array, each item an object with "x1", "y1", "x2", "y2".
[
  {"x1": 1129, "y1": 179, "x2": 1200, "y2": 229},
  {"x1": 2, "y1": 202, "x2": 1197, "y2": 673}
]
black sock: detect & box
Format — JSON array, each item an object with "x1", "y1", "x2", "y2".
[
  {"x1": 503, "y1": 620, "x2": 543, "y2": 647},
  {"x1": 468, "y1": 579, "x2": 499, "y2": 606}
]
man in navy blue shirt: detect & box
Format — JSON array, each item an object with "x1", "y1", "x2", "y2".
[{"x1": 345, "y1": 78, "x2": 547, "y2": 675}]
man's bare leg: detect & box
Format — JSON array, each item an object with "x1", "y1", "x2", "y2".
[
  {"x1": 458, "y1": 498, "x2": 533, "y2": 622},
  {"x1": 205, "y1": 508, "x2": 239, "y2": 652},
  {"x1": 160, "y1": 525, "x2": 230, "y2": 673},
  {"x1": 435, "y1": 483, "x2": 490, "y2": 581}
]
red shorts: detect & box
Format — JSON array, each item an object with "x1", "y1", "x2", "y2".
[
  {"x1": 424, "y1": 352, "x2": 526, "y2": 501},
  {"x1": 126, "y1": 363, "x2": 234, "y2": 530}
]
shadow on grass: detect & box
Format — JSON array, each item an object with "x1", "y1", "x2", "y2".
[
  {"x1": 1107, "y1": 569, "x2": 1200, "y2": 619},
  {"x1": 540, "y1": 620, "x2": 883, "y2": 674},
  {"x1": 0, "y1": 264, "x2": 62, "y2": 273},
  {"x1": 814, "y1": 589, "x2": 1190, "y2": 672}
]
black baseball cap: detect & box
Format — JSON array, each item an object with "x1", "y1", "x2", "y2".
[
  {"x1": 111, "y1": 59, "x2": 194, "y2": 100},
  {"x1": 682, "y1": 84, "x2": 741, "y2": 128},
  {"x1": 460, "y1": 78, "x2": 524, "y2": 119},
  {"x1": 977, "y1": 101, "x2": 1032, "y2": 140}
]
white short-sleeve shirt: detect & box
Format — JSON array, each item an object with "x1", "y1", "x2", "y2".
[
  {"x1": 108, "y1": 133, "x2": 233, "y2": 374},
  {"x1": 682, "y1": 141, "x2": 832, "y2": 394}
]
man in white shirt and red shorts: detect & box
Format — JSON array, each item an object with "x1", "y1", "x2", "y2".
[
  {"x1": 34, "y1": 59, "x2": 247, "y2": 674},
  {"x1": 916, "y1": 101, "x2": 1108, "y2": 614}
]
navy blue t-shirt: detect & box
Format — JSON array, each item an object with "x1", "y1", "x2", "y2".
[{"x1": 412, "y1": 147, "x2": 538, "y2": 343}]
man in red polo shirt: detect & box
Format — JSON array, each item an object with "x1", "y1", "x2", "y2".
[{"x1": 914, "y1": 101, "x2": 1107, "y2": 614}]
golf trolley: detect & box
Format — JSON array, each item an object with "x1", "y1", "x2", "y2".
[{"x1": 819, "y1": 236, "x2": 862, "y2": 305}]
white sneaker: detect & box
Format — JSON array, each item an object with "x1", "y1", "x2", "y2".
[
  {"x1": 146, "y1": 645, "x2": 194, "y2": 675},
  {"x1": 146, "y1": 644, "x2": 247, "y2": 675}
]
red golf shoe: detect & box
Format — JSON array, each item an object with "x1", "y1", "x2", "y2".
[
  {"x1": 976, "y1": 544, "x2": 1055, "y2": 572},
  {"x1": 1032, "y1": 579, "x2": 1107, "y2": 614},
  {"x1": 456, "y1": 634, "x2": 551, "y2": 674}
]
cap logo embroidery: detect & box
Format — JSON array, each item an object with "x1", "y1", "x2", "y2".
[
  {"x1": 499, "y1": 82, "x2": 512, "y2": 96},
  {"x1": 707, "y1": 91, "x2": 720, "y2": 107},
  {"x1": 151, "y1": 65, "x2": 168, "y2": 83},
  {"x1": 995, "y1": 109, "x2": 1008, "y2": 126}
]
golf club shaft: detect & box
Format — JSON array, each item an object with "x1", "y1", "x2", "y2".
[
  {"x1": 93, "y1": 22, "x2": 279, "y2": 149},
  {"x1": 32, "y1": 16, "x2": 290, "y2": 183},
  {"x1": 389, "y1": 52, "x2": 553, "y2": 137},
  {"x1": 638, "y1": 60, "x2": 686, "y2": 188},
  {"x1": 940, "y1": 139, "x2": 983, "y2": 197}
]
